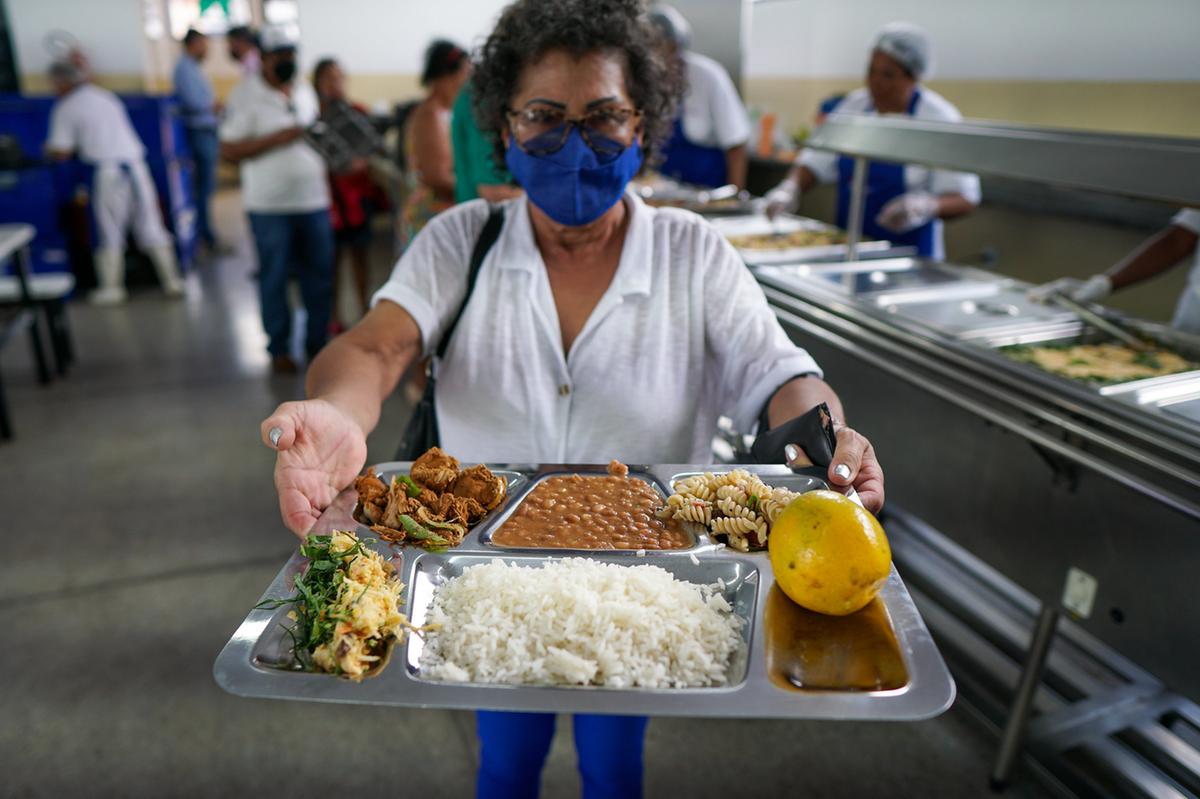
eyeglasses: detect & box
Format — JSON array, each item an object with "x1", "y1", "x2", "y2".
[{"x1": 506, "y1": 105, "x2": 642, "y2": 158}]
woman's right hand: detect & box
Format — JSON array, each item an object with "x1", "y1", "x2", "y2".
[{"x1": 260, "y1": 399, "x2": 368, "y2": 539}]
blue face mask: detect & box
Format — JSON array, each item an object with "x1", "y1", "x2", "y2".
[{"x1": 505, "y1": 129, "x2": 643, "y2": 227}]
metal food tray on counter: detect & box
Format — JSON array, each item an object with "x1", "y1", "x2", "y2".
[
  {"x1": 632, "y1": 176, "x2": 759, "y2": 216},
  {"x1": 755, "y1": 256, "x2": 1200, "y2": 448},
  {"x1": 214, "y1": 463, "x2": 955, "y2": 720},
  {"x1": 710, "y1": 214, "x2": 905, "y2": 265}
]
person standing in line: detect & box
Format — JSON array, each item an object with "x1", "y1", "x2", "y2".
[
  {"x1": 173, "y1": 29, "x2": 223, "y2": 256},
  {"x1": 312, "y1": 57, "x2": 389, "y2": 331},
  {"x1": 226, "y1": 26, "x2": 261, "y2": 77},
  {"x1": 220, "y1": 25, "x2": 334, "y2": 374},
  {"x1": 451, "y1": 79, "x2": 522, "y2": 204},
  {"x1": 401, "y1": 40, "x2": 471, "y2": 245},
  {"x1": 45, "y1": 60, "x2": 185, "y2": 304}
]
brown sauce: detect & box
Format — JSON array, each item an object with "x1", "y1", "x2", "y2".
[
  {"x1": 491, "y1": 474, "x2": 691, "y2": 550},
  {"x1": 764, "y1": 585, "x2": 908, "y2": 692}
]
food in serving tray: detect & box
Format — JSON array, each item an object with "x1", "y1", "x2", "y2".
[
  {"x1": 418, "y1": 559, "x2": 743, "y2": 688},
  {"x1": 491, "y1": 460, "x2": 690, "y2": 550},
  {"x1": 353, "y1": 447, "x2": 505, "y2": 549},
  {"x1": 768, "y1": 490, "x2": 891, "y2": 616},
  {"x1": 257, "y1": 531, "x2": 410, "y2": 679},
  {"x1": 658, "y1": 469, "x2": 802, "y2": 552},
  {"x1": 725, "y1": 229, "x2": 846, "y2": 251},
  {"x1": 1000, "y1": 342, "x2": 1197, "y2": 384}
]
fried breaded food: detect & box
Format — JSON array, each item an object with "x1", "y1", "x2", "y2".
[
  {"x1": 415, "y1": 487, "x2": 440, "y2": 509},
  {"x1": 354, "y1": 469, "x2": 389, "y2": 525},
  {"x1": 411, "y1": 447, "x2": 461, "y2": 491},
  {"x1": 451, "y1": 464, "x2": 507, "y2": 511}
]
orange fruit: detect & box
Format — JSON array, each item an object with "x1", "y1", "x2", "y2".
[{"x1": 768, "y1": 490, "x2": 891, "y2": 616}]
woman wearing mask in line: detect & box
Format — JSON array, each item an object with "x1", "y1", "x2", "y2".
[
  {"x1": 765, "y1": 22, "x2": 980, "y2": 260},
  {"x1": 401, "y1": 40, "x2": 471, "y2": 247},
  {"x1": 260, "y1": 1, "x2": 884, "y2": 795}
]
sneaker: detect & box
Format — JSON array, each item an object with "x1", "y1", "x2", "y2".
[
  {"x1": 88, "y1": 286, "x2": 128, "y2": 305},
  {"x1": 271, "y1": 354, "x2": 299, "y2": 375}
]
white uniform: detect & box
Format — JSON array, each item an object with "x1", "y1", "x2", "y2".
[
  {"x1": 46, "y1": 84, "x2": 172, "y2": 253},
  {"x1": 799, "y1": 86, "x2": 981, "y2": 259},
  {"x1": 372, "y1": 192, "x2": 821, "y2": 464},
  {"x1": 219, "y1": 73, "x2": 328, "y2": 214},
  {"x1": 1169, "y1": 208, "x2": 1200, "y2": 333},
  {"x1": 678, "y1": 51, "x2": 751, "y2": 150}
]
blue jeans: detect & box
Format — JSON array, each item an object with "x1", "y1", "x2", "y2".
[
  {"x1": 476, "y1": 711, "x2": 648, "y2": 799},
  {"x1": 184, "y1": 127, "x2": 219, "y2": 246},
  {"x1": 248, "y1": 210, "x2": 334, "y2": 358}
]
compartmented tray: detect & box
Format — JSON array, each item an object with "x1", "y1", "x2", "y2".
[
  {"x1": 710, "y1": 215, "x2": 901, "y2": 265},
  {"x1": 214, "y1": 464, "x2": 954, "y2": 720}
]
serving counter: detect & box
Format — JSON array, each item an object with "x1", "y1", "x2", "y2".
[{"x1": 738, "y1": 115, "x2": 1200, "y2": 791}]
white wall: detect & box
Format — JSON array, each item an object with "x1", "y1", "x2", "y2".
[
  {"x1": 8, "y1": 0, "x2": 145, "y2": 77},
  {"x1": 295, "y1": 0, "x2": 509, "y2": 73},
  {"x1": 746, "y1": 0, "x2": 1200, "y2": 81}
]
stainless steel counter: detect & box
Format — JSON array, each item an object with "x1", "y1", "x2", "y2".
[{"x1": 752, "y1": 256, "x2": 1200, "y2": 700}]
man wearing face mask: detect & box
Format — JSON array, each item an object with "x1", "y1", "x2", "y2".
[{"x1": 220, "y1": 25, "x2": 334, "y2": 374}]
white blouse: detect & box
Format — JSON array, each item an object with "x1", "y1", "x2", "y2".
[{"x1": 372, "y1": 193, "x2": 821, "y2": 464}]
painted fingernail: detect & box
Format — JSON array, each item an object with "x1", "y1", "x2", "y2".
[
  {"x1": 269, "y1": 426, "x2": 282, "y2": 448},
  {"x1": 833, "y1": 463, "x2": 852, "y2": 481},
  {"x1": 784, "y1": 444, "x2": 800, "y2": 463}
]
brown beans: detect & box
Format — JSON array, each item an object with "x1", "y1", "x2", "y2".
[{"x1": 490, "y1": 475, "x2": 691, "y2": 550}]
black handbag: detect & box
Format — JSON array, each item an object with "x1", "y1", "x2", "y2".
[{"x1": 395, "y1": 206, "x2": 505, "y2": 460}]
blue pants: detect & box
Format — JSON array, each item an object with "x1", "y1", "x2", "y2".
[
  {"x1": 248, "y1": 210, "x2": 334, "y2": 359},
  {"x1": 185, "y1": 127, "x2": 219, "y2": 247},
  {"x1": 476, "y1": 711, "x2": 648, "y2": 799}
]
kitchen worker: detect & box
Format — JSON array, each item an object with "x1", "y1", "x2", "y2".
[
  {"x1": 260, "y1": 0, "x2": 884, "y2": 796},
  {"x1": 1031, "y1": 209, "x2": 1200, "y2": 333},
  {"x1": 648, "y1": 4, "x2": 750, "y2": 189},
  {"x1": 221, "y1": 24, "x2": 334, "y2": 374},
  {"x1": 45, "y1": 60, "x2": 185, "y2": 304},
  {"x1": 765, "y1": 22, "x2": 980, "y2": 260}
]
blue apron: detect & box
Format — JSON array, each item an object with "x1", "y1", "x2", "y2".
[
  {"x1": 658, "y1": 117, "x2": 728, "y2": 188},
  {"x1": 835, "y1": 89, "x2": 937, "y2": 257}
]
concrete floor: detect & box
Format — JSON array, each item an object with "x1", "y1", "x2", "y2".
[{"x1": 0, "y1": 191, "x2": 1060, "y2": 798}]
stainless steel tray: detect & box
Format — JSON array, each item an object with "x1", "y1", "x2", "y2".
[
  {"x1": 214, "y1": 464, "x2": 954, "y2": 720},
  {"x1": 710, "y1": 214, "x2": 901, "y2": 265}
]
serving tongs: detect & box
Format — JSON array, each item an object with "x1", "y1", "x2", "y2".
[{"x1": 1048, "y1": 292, "x2": 1151, "y2": 352}]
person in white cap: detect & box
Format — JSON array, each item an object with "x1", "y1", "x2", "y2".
[
  {"x1": 45, "y1": 61, "x2": 186, "y2": 304},
  {"x1": 648, "y1": 4, "x2": 750, "y2": 189},
  {"x1": 764, "y1": 22, "x2": 980, "y2": 260},
  {"x1": 221, "y1": 24, "x2": 334, "y2": 374},
  {"x1": 1031, "y1": 211, "x2": 1200, "y2": 333}
]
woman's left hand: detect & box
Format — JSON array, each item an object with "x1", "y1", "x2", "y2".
[{"x1": 787, "y1": 424, "x2": 885, "y2": 513}]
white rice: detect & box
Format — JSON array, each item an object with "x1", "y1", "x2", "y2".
[{"x1": 419, "y1": 558, "x2": 743, "y2": 688}]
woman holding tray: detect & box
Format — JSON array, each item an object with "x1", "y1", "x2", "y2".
[{"x1": 260, "y1": 0, "x2": 884, "y2": 796}]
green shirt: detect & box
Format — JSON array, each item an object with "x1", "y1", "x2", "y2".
[{"x1": 452, "y1": 82, "x2": 512, "y2": 203}]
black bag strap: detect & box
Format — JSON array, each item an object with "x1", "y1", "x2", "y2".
[{"x1": 434, "y1": 205, "x2": 505, "y2": 361}]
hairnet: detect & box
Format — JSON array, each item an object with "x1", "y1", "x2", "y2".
[
  {"x1": 873, "y1": 22, "x2": 932, "y2": 79},
  {"x1": 48, "y1": 60, "x2": 83, "y2": 85},
  {"x1": 648, "y1": 4, "x2": 691, "y2": 50},
  {"x1": 259, "y1": 24, "x2": 298, "y2": 54}
]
